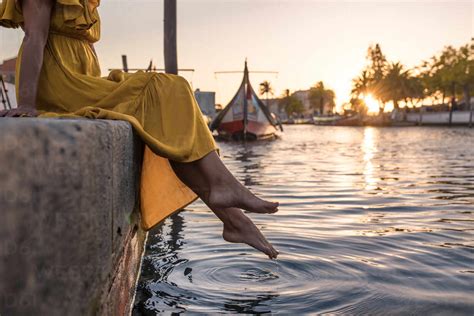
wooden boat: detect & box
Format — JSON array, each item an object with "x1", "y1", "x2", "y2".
[
  {"x1": 210, "y1": 61, "x2": 282, "y2": 141},
  {"x1": 335, "y1": 114, "x2": 363, "y2": 126},
  {"x1": 313, "y1": 115, "x2": 341, "y2": 125},
  {"x1": 313, "y1": 114, "x2": 363, "y2": 126}
]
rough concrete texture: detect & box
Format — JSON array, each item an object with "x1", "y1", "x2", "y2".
[
  {"x1": 100, "y1": 212, "x2": 146, "y2": 316},
  {"x1": 0, "y1": 118, "x2": 145, "y2": 316}
]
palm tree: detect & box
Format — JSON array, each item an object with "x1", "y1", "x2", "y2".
[
  {"x1": 349, "y1": 98, "x2": 368, "y2": 115},
  {"x1": 351, "y1": 44, "x2": 389, "y2": 113},
  {"x1": 279, "y1": 89, "x2": 304, "y2": 117},
  {"x1": 368, "y1": 44, "x2": 387, "y2": 83},
  {"x1": 449, "y1": 44, "x2": 473, "y2": 110},
  {"x1": 380, "y1": 62, "x2": 411, "y2": 109},
  {"x1": 309, "y1": 81, "x2": 336, "y2": 115},
  {"x1": 351, "y1": 70, "x2": 371, "y2": 99},
  {"x1": 259, "y1": 81, "x2": 274, "y2": 107},
  {"x1": 405, "y1": 76, "x2": 425, "y2": 107},
  {"x1": 419, "y1": 43, "x2": 473, "y2": 108},
  {"x1": 367, "y1": 43, "x2": 388, "y2": 110},
  {"x1": 419, "y1": 58, "x2": 445, "y2": 104}
]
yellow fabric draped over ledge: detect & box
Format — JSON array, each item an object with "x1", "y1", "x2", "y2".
[{"x1": 0, "y1": 0, "x2": 217, "y2": 229}]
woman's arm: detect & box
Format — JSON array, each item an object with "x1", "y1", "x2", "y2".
[{"x1": 0, "y1": 0, "x2": 54, "y2": 117}]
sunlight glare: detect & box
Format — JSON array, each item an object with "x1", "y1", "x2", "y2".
[
  {"x1": 364, "y1": 95, "x2": 380, "y2": 114},
  {"x1": 363, "y1": 127, "x2": 378, "y2": 191}
]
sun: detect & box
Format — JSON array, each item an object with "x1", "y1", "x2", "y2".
[{"x1": 364, "y1": 94, "x2": 380, "y2": 114}]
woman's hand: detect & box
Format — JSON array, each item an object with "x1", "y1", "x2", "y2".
[{"x1": 0, "y1": 105, "x2": 39, "y2": 117}]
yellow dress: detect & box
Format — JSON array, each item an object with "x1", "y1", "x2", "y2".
[{"x1": 0, "y1": 0, "x2": 217, "y2": 230}]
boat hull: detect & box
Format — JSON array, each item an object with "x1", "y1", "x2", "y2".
[
  {"x1": 210, "y1": 61, "x2": 283, "y2": 141},
  {"x1": 216, "y1": 120, "x2": 278, "y2": 141}
]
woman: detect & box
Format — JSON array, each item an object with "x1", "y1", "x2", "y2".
[{"x1": 0, "y1": 0, "x2": 279, "y2": 259}]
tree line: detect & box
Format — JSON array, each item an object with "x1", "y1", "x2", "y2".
[
  {"x1": 350, "y1": 41, "x2": 473, "y2": 114},
  {"x1": 259, "y1": 81, "x2": 336, "y2": 117},
  {"x1": 258, "y1": 40, "x2": 472, "y2": 117}
]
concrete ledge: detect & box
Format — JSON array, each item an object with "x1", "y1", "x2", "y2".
[{"x1": 0, "y1": 118, "x2": 145, "y2": 315}]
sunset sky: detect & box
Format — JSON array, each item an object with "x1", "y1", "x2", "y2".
[{"x1": 0, "y1": 0, "x2": 472, "y2": 111}]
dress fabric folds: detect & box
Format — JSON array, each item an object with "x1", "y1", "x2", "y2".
[{"x1": 0, "y1": 0, "x2": 217, "y2": 230}]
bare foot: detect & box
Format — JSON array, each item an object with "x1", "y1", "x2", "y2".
[
  {"x1": 169, "y1": 151, "x2": 278, "y2": 214},
  {"x1": 208, "y1": 183, "x2": 279, "y2": 214},
  {"x1": 221, "y1": 208, "x2": 279, "y2": 259}
]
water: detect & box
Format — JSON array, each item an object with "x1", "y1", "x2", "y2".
[{"x1": 133, "y1": 126, "x2": 474, "y2": 315}]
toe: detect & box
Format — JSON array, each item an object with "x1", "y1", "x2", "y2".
[
  {"x1": 263, "y1": 202, "x2": 279, "y2": 213},
  {"x1": 269, "y1": 202, "x2": 279, "y2": 210},
  {"x1": 274, "y1": 248, "x2": 279, "y2": 259},
  {"x1": 271, "y1": 246, "x2": 279, "y2": 259},
  {"x1": 263, "y1": 246, "x2": 274, "y2": 259}
]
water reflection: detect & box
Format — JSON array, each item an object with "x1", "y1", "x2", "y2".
[
  {"x1": 222, "y1": 293, "x2": 278, "y2": 314},
  {"x1": 362, "y1": 127, "x2": 379, "y2": 191},
  {"x1": 134, "y1": 126, "x2": 474, "y2": 315},
  {"x1": 133, "y1": 213, "x2": 188, "y2": 314},
  {"x1": 133, "y1": 212, "x2": 281, "y2": 314},
  {"x1": 234, "y1": 146, "x2": 263, "y2": 186}
]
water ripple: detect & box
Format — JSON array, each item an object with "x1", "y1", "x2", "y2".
[{"x1": 133, "y1": 126, "x2": 474, "y2": 315}]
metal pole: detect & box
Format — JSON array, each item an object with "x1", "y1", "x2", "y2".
[
  {"x1": 0, "y1": 76, "x2": 12, "y2": 110},
  {"x1": 0, "y1": 82, "x2": 7, "y2": 110},
  {"x1": 448, "y1": 103, "x2": 453, "y2": 126},
  {"x1": 164, "y1": 0, "x2": 178, "y2": 75},
  {"x1": 449, "y1": 83, "x2": 455, "y2": 126},
  {"x1": 469, "y1": 101, "x2": 473, "y2": 128},
  {"x1": 243, "y1": 61, "x2": 249, "y2": 141},
  {"x1": 419, "y1": 106, "x2": 423, "y2": 126},
  {"x1": 121, "y1": 55, "x2": 129, "y2": 73}
]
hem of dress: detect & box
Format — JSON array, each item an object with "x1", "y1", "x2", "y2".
[
  {"x1": 179, "y1": 146, "x2": 219, "y2": 163},
  {"x1": 140, "y1": 195, "x2": 199, "y2": 231}
]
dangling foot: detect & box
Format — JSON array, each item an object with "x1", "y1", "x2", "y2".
[
  {"x1": 169, "y1": 151, "x2": 278, "y2": 214},
  {"x1": 208, "y1": 183, "x2": 279, "y2": 214},
  {"x1": 221, "y1": 208, "x2": 279, "y2": 259}
]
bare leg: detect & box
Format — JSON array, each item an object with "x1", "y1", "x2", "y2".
[
  {"x1": 170, "y1": 151, "x2": 278, "y2": 214},
  {"x1": 170, "y1": 151, "x2": 279, "y2": 258},
  {"x1": 216, "y1": 207, "x2": 279, "y2": 259}
]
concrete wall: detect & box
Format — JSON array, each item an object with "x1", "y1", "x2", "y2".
[
  {"x1": 406, "y1": 111, "x2": 473, "y2": 125},
  {"x1": 0, "y1": 118, "x2": 146, "y2": 316}
]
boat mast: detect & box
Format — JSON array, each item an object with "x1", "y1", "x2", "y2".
[{"x1": 243, "y1": 60, "x2": 249, "y2": 141}]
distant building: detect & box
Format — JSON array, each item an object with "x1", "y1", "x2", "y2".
[
  {"x1": 0, "y1": 57, "x2": 17, "y2": 84},
  {"x1": 266, "y1": 89, "x2": 336, "y2": 119},
  {"x1": 194, "y1": 89, "x2": 216, "y2": 118},
  {"x1": 266, "y1": 98, "x2": 279, "y2": 114},
  {"x1": 267, "y1": 90, "x2": 313, "y2": 119},
  {"x1": 292, "y1": 90, "x2": 312, "y2": 115},
  {"x1": 292, "y1": 89, "x2": 335, "y2": 115},
  {"x1": 265, "y1": 98, "x2": 284, "y2": 118}
]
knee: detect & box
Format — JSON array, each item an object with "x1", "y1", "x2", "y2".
[
  {"x1": 169, "y1": 74, "x2": 193, "y2": 95},
  {"x1": 170, "y1": 74, "x2": 190, "y2": 87}
]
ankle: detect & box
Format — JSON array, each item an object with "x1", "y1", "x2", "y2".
[{"x1": 227, "y1": 210, "x2": 251, "y2": 229}]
